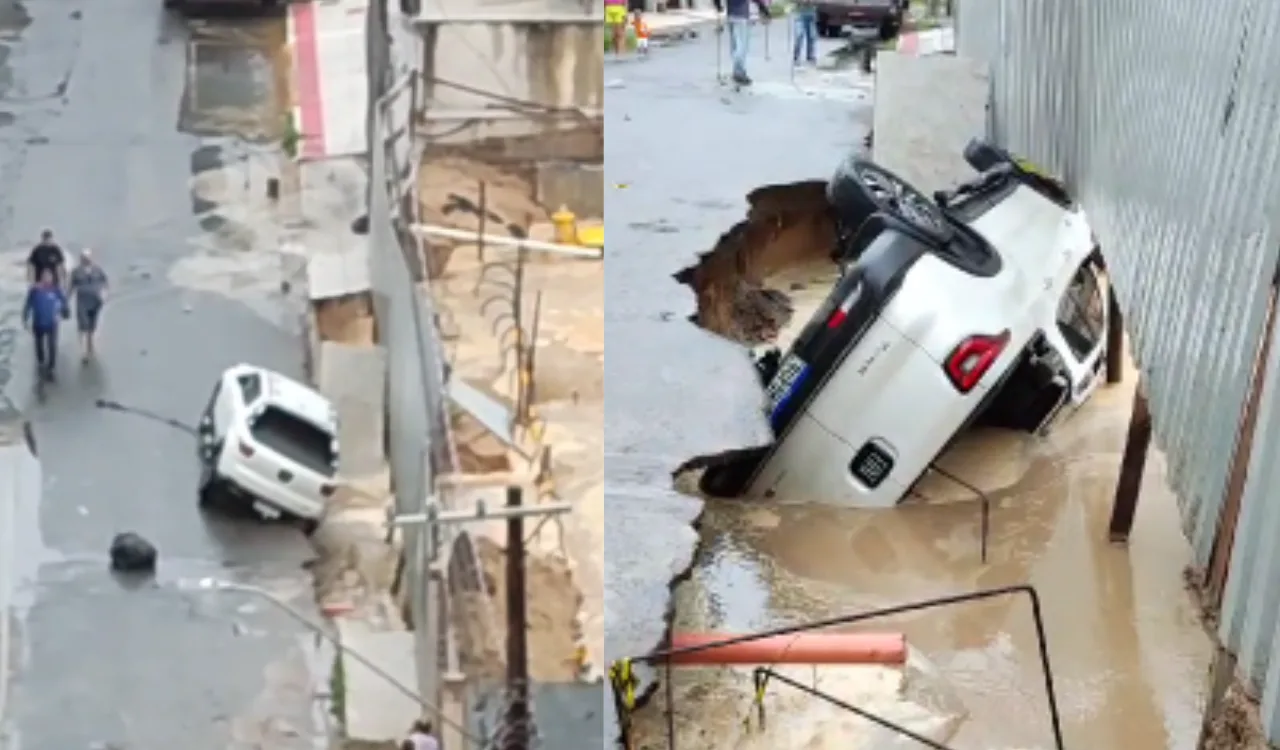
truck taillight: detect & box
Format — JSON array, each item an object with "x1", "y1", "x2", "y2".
[{"x1": 944, "y1": 330, "x2": 1010, "y2": 393}]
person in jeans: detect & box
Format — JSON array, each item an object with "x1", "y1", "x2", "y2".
[
  {"x1": 23, "y1": 268, "x2": 68, "y2": 381},
  {"x1": 69, "y1": 248, "x2": 109, "y2": 363},
  {"x1": 792, "y1": 0, "x2": 818, "y2": 66},
  {"x1": 713, "y1": 0, "x2": 772, "y2": 85}
]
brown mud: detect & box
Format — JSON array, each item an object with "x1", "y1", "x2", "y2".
[
  {"x1": 1201, "y1": 682, "x2": 1266, "y2": 750},
  {"x1": 449, "y1": 537, "x2": 584, "y2": 683},
  {"x1": 673, "y1": 180, "x2": 837, "y2": 345}
]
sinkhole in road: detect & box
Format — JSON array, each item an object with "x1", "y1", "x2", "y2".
[
  {"x1": 670, "y1": 179, "x2": 840, "y2": 493},
  {"x1": 646, "y1": 176, "x2": 1216, "y2": 749}
]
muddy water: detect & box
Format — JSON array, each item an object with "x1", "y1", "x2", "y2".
[{"x1": 637, "y1": 371, "x2": 1213, "y2": 749}]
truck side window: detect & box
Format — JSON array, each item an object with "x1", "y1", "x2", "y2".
[{"x1": 1056, "y1": 265, "x2": 1105, "y2": 360}]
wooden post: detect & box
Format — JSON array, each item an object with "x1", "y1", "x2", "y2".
[
  {"x1": 1106, "y1": 284, "x2": 1125, "y2": 384},
  {"x1": 500, "y1": 485, "x2": 531, "y2": 750},
  {"x1": 1109, "y1": 379, "x2": 1152, "y2": 543}
]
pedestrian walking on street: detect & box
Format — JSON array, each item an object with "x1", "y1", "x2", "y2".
[
  {"x1": 23, "y1": 268, "x2": 68, "y2": 382},
  {"x1": 605, "y1": 0, "x2": 628, "y2": 55},
  {"x1": 69, "y1": 247, "x2": 108, "y2": 363},
  {"x1": 27, "y1": 229, "x2": 66, "y2": 289},
  {"x1": 714, "y1": 0, "x2": 772, "y2": 85},
  {"x1": 792, "y1": 0, "x2": 818, "y2": 66},
  {"x1": 401, "y1": 719, "x2": 438, "y2": 750},
  {"x1": 632, "y1": 10, "x2": 651, "y2": 54}
]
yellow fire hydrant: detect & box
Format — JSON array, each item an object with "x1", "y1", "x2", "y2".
[{"x1": 551, "y1": 205, "x2": 578, "y2": 245}]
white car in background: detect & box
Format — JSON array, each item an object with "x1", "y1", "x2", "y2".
[
  {"x1": 197, "y1": 364, "x2": 340, "y2": 532},
  {"x1": 701, "y1": 140, "x2": 1108, "y2": 508}
]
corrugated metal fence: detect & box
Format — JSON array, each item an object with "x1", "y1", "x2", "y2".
[{"x1": 957, "y1": 0, "x2": 1280, "y2": 738}]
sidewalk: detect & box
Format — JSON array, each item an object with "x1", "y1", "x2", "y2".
[{"x1": 288, "y1": 0, "x2": 368, "y2": 160}]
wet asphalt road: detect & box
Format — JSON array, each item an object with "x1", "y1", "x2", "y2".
[
  {"x1": 0, "y1": 1, "x2": 321, "y2": 747},
  {"x1": 603, "y1": 22, "x2": 873, "y2": 699}
]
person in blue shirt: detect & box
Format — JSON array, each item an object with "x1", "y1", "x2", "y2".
[
  {"x1": 713, "y1": 0, "x2": 773, "y2": 86},
  {"x1": 23, "y1": 268, "x2": 69, "y2": 380}
]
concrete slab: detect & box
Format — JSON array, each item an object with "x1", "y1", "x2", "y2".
[
  {"x1": 306, "y1": 248, "x2": 372, "y2": 301},
  {"x1": 318, "y1": 341, "x2": 388, "y2": 477},
  {"x1": 872, "y1": 51, "x2": 989, "y2": 196},
  {"x1": 336, "y1": 620, "x2": 420, "y2": 743}
]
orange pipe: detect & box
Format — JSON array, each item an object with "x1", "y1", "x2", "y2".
[{"x1": 666, "y1": 632, "x2": 908, "y2": 666}]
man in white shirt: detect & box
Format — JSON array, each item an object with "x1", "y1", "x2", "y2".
[{"x1": 402, "y1": 719, "x2": 438, "y2": 750}]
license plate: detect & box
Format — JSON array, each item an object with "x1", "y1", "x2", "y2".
[
  {"x1": 253, "y1": 501, "x2": 282, "y2": 520},
  {"x1": 766, "y1": 354, "x2": 808, "y2": 415}
]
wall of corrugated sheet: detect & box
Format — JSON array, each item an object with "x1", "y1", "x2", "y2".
[{"x1": 957, "y1": 0, "x2": 1280, "y2": 737}]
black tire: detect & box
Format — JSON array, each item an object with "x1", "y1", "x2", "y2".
[
  {"x1": 827, "y1": 155, "x2": 952, "y2": 245},
  {"x1": 697, "y1": 447, "x2": 770, "y2": 498},
  {"x1": 816, "y1": 14, "x2": 836, "y2": 38},
  {"x1": 197, "y1": 442, "x2": 225, "y2": 508}
]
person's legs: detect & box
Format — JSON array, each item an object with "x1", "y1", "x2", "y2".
[
  {"x1": 802, "y1": 10, "x2": 818, "y2": 62},
  {"x1": 32, "y1": 329, "x2": 46, "y2": 371},
  {"x1": 44, "y1": 326, "x2": 57, "y2": 375},
  {"x1": 33, "y1": 328, "x2": 55, "y2": 376},
  {"x1": 729, "y1": 17, "x2": 750, "y2": 81},
  {"x1": 792, "y1": 12, "x2": 804, "y2": 63},
  {"x1": 77, "y1": 302, "x2": 100, "y2": 361}
]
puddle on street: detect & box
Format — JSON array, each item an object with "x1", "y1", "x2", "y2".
[
  {"x1": 639, "y1": 181, "x2": 1213, "y2": 748},
  {"x1": 178, "y1": 18, "x2": 286, "y2": 142}
]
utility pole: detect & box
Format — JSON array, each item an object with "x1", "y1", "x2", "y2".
[
  {"x1": 501, "y1": 485, "x2": 532, "y2": 750},
  {"x1": 392, "y1": 476, "x2": 570, "y2": 750}
]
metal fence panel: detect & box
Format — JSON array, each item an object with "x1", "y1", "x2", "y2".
[
  {"x1": 958, "y1": 0, "x2": 1280, "y2": 565},
  {"x1": 960, "y1": 0, "x2": 1280, "y2": 738}
]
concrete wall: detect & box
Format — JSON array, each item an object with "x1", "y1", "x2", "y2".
[{"x1": 418, "y1": 0, "x2": 602, "y2": 147}]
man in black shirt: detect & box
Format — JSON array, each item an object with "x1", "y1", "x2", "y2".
[{"x1": 27, "y1": 230, "x2": 66, "y2": 288}]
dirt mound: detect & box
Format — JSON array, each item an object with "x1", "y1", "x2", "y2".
[
  {"x1": 450, "y1": 536, "x2": 583, "y2": 683},
  {"x1": 1201, "y1": 682, "x2": 1266, "y2": 749},
  {"x1": 417, "y1": 156, "x2": 547, "y2": 277},
  {"x1": 675, "y1": 180, "x2": 836, "y2": 345}
]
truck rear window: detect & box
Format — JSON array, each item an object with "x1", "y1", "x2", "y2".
[{"x1": 249, "y1": 406, "x2": 337, "y2": 477}]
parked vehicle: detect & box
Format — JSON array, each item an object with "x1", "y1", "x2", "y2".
[
  {"x1": 701, "y1": 140, "x2": 1107, "y2": 508},
  {"x1": 814, "y1": 0, "x2": 905, "y2": 40},
  {"x1": 197, "y1": 364, "x2": 340, "y2": 532},
  {"x1": 163, "y1": 0, "x2": 279, "y2": 13}
]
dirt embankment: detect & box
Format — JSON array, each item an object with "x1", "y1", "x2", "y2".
[
  {"x1": 673, "y1": 180, "x2": 838, "y2": 346},
  {"x1": 450, "y1": 536, "x2": 584, "y2": 683},
  {"x1": 417, "y1": 152, "x2": 600, "y2": 685}
]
